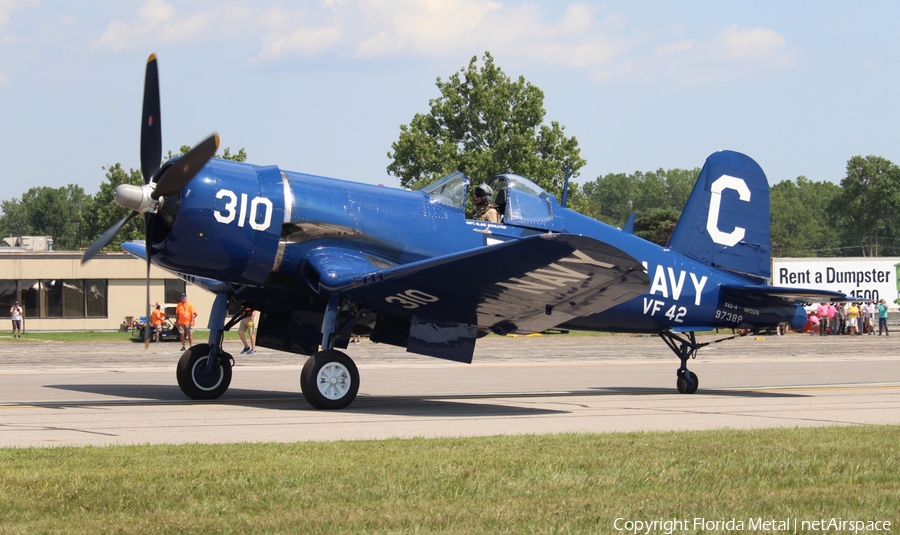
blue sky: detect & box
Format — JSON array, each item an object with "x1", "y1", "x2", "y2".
[{"x1": 1, "y1": 1, "x2": 898, "y2": 205}]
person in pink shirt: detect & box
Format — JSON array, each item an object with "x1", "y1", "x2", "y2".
[
  {"x1": 827, "y1": 303, "x2": 837, "y2": 335},
  {"x1": 816, "y1": 303, "x2": 830, "y2": 336}
]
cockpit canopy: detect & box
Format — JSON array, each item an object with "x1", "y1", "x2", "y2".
[
  {"x1": 420, "y1": 172, "x2": 468, "y2": 210},
  {"x1": 420, "y1": 171, "x2": 562, "y2": 230},
  {"x1": 489, "y1": 174, "x2": 559, "y2": 228}
]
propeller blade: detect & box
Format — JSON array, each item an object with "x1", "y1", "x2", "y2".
[
  {"x1": 152, "y1": 133, "x2": 219, "y2": 199},
  {"x1": 141, "y1": 54, "x2": 162, "y2": 184},
  {"x1": 144, "y1": 214, "x2": 152, "y2": 349},
  {"x1": 81, "y1": 211, "x2": 139, "y2": 264}
]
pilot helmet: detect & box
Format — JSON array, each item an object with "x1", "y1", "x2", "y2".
[{"x1": 473, "y1": 183, "x2": 493, "y2": 199}]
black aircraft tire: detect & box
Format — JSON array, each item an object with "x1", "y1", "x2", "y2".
[
  {"x1": 676, "y1": 370, "x2": 699, "y2": 394},
  {"x1": 300, "y1": 350, "x2": 360, "y2": 410},
  {"x1": 176, "y1": 344, "x2": 233, "y2": 400}
]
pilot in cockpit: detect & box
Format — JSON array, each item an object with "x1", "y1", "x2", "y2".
[{"x1": 469, "y1": 183, "x2": 500, "y2": 223}]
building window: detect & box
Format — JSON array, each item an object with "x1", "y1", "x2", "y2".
[
  {"x1": 0, "y1": 280, "x2": 15, "y2": 312},
  {"x1": 165, "y1": 280, "x2": 186, "y2": 304},
  {"x1": 0, "y1": 279, "x2": 107, "y2": 318},
  {"x1": 42, "y1": 280, "x2": 63, "y2": 318},
  {"x1": 63, "y1": 280, "x2": 86, "y2": 318},
  {"x1": 20, "y1": 279, "x2": 41, "y2": 318},
  {"x1": 85, "y1": 280, "x2": 107, "y2": 317}
]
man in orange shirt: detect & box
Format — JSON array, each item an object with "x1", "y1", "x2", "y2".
[
  {"x1": 150, "y1": 303, "x2": 165, "y2": 342},
  {"x1": 175, "y1": 293, "x2": 198, "y2": 351}
]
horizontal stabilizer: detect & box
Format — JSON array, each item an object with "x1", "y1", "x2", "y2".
[{"x1": 721, "y1": 284, "x2": 847, "y2": 305}]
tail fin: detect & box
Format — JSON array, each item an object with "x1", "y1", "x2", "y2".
[{"x1": 667, "y1": 150, "x2": 771, "y2": 279}]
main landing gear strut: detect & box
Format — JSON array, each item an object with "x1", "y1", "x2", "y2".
[
  {"x1": 299, "y1": 296, "x2": 360, "y2": 410},
  {"x1": 175, "y1": 293, "x2": 234, "y2": 400}
]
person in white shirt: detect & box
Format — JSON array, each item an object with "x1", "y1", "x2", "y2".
[{"x1": 9, "y1": 301, "x2": 23, "y2": 338}]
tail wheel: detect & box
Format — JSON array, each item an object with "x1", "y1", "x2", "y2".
[
  {"x1": 676, "y1": 369, "x2": 699, "y2": 394},
  {"x1": 300, "y1": 350, "x2": 359, "y2": 410},
  {"x1": 176, "y1": 343, "x2": 233, "y2": 400}
]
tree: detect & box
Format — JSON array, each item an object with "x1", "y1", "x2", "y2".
[
  {"x1": 578, "y1": 167, "x2": 700, "y2": 227},
  {"x1": 0, "y1": 185, "x2": 88, "y2": 250},
  {"x1": 633, "y1": 207, "x2": 680, "y2": 246},
  {"x1": 81, "y1": 164, "x2": 145, "y2": 249},
  {"x1": 387, "y1": 52, "x2": 585, "y2": 198},
  {"x1": 579, "y1": 173, "x2": 635, "y2": 225},
  {"x1": 770, "y1": 176, "x2": 841, "y2": 257},
  {"x1": 167, "y1": 146, "x2": 247, "y2": 162},
  {"x1": 830, "y1": 155, "x2": 900, "y2": 256}
]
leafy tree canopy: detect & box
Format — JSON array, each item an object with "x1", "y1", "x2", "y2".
[
  {"x1": 830, "y1": 155, "x2": 900, "y2": 256},
  {"x1": 578, "y1": 167, "x2": 699, "y2": 227},
  {"x1": 0, "y1": 185, "x2": 88, "y2": 250},
  {"x1": 633, "y1": 207, "x2": 680, "y2": 246},
  {"x1": 770, "y1": 176, "x2": 841, "y2": 257},
  {"x1": 387, "y1": 52, "x2": 585, "y2": 198}
]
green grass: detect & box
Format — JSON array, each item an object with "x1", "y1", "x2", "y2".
[{"x1": 1, "y1": 426, "x2": 898, "y2": 534}]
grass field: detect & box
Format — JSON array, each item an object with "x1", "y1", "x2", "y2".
[{"x1": 1, "y1": 426, "x2": 898, "y2": 534}]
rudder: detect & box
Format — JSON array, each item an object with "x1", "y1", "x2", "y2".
[{"x1": 667, "y1": 150, "x2": 771, "y2": 279}]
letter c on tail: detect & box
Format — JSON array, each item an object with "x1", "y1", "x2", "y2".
[{"x1": 706, "y1": 175, "x2": 750, "y2": 246}]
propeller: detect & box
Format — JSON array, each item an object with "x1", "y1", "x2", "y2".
[{"x1": 80, "y1": 53, "x2": 219, "y2": 346}]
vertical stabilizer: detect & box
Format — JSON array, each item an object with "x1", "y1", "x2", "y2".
[{"x1": 667, "y1": 150, "x2": 771, "y2": 279}]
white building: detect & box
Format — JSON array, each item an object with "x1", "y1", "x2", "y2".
[{"x1": 1, "y1": 250, "x2": 217, "y2": 331}]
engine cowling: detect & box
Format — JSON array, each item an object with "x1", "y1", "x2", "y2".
[{"x1": 152, "y1": 159, "x2": 287, "y2": 286}]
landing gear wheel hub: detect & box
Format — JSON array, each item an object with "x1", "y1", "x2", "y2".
[{"x1": 317, "y1": 362, "x2": 352, "y2": 400}]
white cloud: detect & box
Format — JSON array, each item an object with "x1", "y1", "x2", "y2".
[
  {"x1": 353, "y1": 0, "x2": 504, "y2": 58},
  {"x1": 91, "y1": 2, "x2": 795, "y2": 85},
  {"x1": 0, "y1": 0, "x2": 39, "y2": 30},
  {"x1": 713, "y1": 24, "x2": 790, "y2": 64},
  {"x1": 614, "y1": 24, "x2": 795, "y2": 84},
  {"x1": 255, "y1": 5, "x2": 343, "y2": 60},
  {"x1": 655, "y1": 40, "x2": 694, "y2": 56},
  {"x1": 93, "y1": 0, "x2": 255, "y2": 51},
  {"x1": 59, "y1": 14, "x2": 79, "y2": 28}
]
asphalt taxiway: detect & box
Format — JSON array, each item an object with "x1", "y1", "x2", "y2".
[{"x1": 1, "y1": 333, "x2": 898, "y2": 447}]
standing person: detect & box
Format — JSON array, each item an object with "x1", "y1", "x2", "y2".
[
  {"x1": 877, "y1": 299, "x2": 889, "y2": 336},
  {"x1": 175, "y1": 293, "x2": 198, "y2": 351},
  {"x1": 238, "y1": 307, "x2": 257, "y2": 355},
  {"x1": 847, "y1": 302, "x2": 860, "y2": 336},
  {"x1": 9, "y1": 300, "x2": 23, "y2": 338},
  {"x1": 865, "y1": 301, "x2": 876, "y2": 335},
  {"x1": 816, "y1": 303, "x2": 830, "y2": 336},
  {"x1": 828, "y1": 303, "x2": 838, "y2": 336},
  {"x1": 150, "y1": 303, "x2": 165, "y2": 343},
  {"x1": 468, "y1": 183, "x2": 500, "y2": 223}
]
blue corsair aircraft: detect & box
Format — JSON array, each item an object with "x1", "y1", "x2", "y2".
[{"x1": 83, "y1": 55, "x2": 846, "y2": 409}]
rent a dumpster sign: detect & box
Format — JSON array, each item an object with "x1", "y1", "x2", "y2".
[{"x1": 772, "y1": 257, "x2": 900, "y2": 303}]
